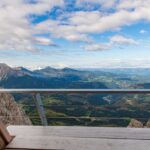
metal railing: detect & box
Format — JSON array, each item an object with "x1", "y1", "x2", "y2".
[{"x1": 1, "y1": 89, "x2": 150, "y2": 126}]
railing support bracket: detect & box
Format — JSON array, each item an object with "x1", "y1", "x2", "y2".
[{"x1": 34, "y1": 93, "x2": 48, "y2": 126}]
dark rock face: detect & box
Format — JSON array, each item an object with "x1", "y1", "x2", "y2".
[
  {"x1": 0, "y1": 63, "x2": 13, "y2": 79},
  {"x1": 128, "y1": 119, "x2": 143, "y2": 128},
  {"x1": 0, "y1": 93, "x2": 31, "y2": 125},
  {"x1": 0, "y1": 63, "x2": 25, "y2": 80}
]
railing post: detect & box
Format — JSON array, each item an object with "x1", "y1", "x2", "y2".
[{"x1": 34, "y1": 93, "x2": 48, "y2": 126}]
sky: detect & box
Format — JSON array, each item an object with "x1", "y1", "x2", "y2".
[{"x1": 0, "y1": 0, "x2": 150, "y2": 69}]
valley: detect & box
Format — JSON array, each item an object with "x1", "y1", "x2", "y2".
[{"x1": 1, "y1": 63, "x2": 150, "y2": 126}]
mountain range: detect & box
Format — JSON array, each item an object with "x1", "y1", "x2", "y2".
[
  {"x1": 0, "y1": 63, "x2": 107, "y2": 89},
  {"x1": 1, "y1": 63, "x2": 150, "y2": 89}
]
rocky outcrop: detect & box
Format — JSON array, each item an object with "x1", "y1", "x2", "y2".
[
  {"x1": 128, "y1": 119, "x2": 143, "y2": 128},
  {"x1": 146, "y1": 120, "x2": 150, "y2": 127},
  {"x1": 0, "y1": 93, "x2": 31, "y2": 125}
]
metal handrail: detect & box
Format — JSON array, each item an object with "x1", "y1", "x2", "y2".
[
  {"x1": 0, "y1": 89, "x2": 150, "y2": 94},
  {"x1": 1, "y1": 88, "x2": 150, "y2": 126}
]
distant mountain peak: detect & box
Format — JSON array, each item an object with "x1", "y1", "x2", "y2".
[
  {"x1": 14, "y1": 67, "x2": 32, "y2": 73},
  {"x1": 0, "y1": 64, "x2": 35, "y2": 79},
  {"x1": 15, "y1": 66, "x2": 26, "y2": 70},
  {"x1": 0, "y1": 63, "x2": 10, "y2": 68},
  {"x1": 62, "y1": 67, "x2": 78, "y2": 72},
  {"x1": 44, "y1": 66, "x2": 57, "y2": 70},
  {"x1": 0, "y1": 63, "x2": 13, "y2": 79}
]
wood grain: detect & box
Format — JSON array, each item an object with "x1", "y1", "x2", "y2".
[{"x1": 8, "y1": 126, "x2": 150, "y2": 140}]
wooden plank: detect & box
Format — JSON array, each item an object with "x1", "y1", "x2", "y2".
[
  {"x1": 0, "y1": 122, "x2": 12, "y2": 144},
  {"x1": 7, "y1": 126, "x2": 150, "y2": 140},
  {"x1": 6, "y1": 135, "x2": 150, "y2": 150},
  {"x1": 0, "y1": 135, "x2": 6, "y2": 150}
]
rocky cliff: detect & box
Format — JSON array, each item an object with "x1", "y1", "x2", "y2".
[
  {"x1": 128, "y1": 119, "x2": 143, "y2": 128},
  {"x1": 0, "y1": 93, "x2": 31, "y2": 125}
]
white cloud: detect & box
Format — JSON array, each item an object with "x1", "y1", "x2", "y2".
[
  {"x1": 82, "y1": 43, "x2": 111, "y2": 51},
  {"x1": 36, "y1": 10, "x2": 134, "y2": 42},
  {"x1": 36, "y1": 1, "x2": 150, "y2": 43},
  {"x1": 110, "y1": 35, "x2": 138, "y2": 45},
  {"x1": 35, "y1": 37, "x2": 55, "y2": 46},
  {"x1": 0, "y1": 0, "x2": 149, "y2": 52},
  {"x1": 68, "y1": 9, "x2": 149, "y2": 34},
  {"x1": 0, "y1": 0, "x2": 64, "y2": 51},
  {"x1": 76, "y1": 0, "x2": 117, "y2": 9},
  {"x1": 83, "y1": 35, "x2": 137, "y2": 51},
  {"x1": 36, "y1": 19, "x2": 91, "y2": 42},
  {"x1": 117, "y1": 0, "x2": 150, "y2": 10},
  {"x1": 72, "y1": 0, "x2": 150, "y2": 35},
  {"x1": 140, "y1": 30, "x2": 147, "y2": 34}
]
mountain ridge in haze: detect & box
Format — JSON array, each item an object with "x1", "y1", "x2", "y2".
[{"x1": 0, "y1": 63, "x2": 107, "y2": 89}]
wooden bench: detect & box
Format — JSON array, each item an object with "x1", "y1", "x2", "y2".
[
  {"x1": 5, "y1": 126, "x2": 150, "y2": 150},
  {"x1": 2, "y1": 124, "x2": 150, "y2": 150}
]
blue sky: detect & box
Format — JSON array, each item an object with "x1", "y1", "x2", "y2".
[{"x1": 0, "y1": 0, "x2": 150, "y2": 69}]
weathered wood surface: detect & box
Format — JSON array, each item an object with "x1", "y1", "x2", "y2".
[
  {"x1": 6, "y1": 136, "x2": 150, "y2": 150},
  {"x1": 6, "y1": 126, "x2": 150, "y2": 150},
  {"x1": 7, "y1": 126, "x2": 150, "y2": 140},
  {"x1": 0, "y1": 136, "x2": 5, "y2": 150}
]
